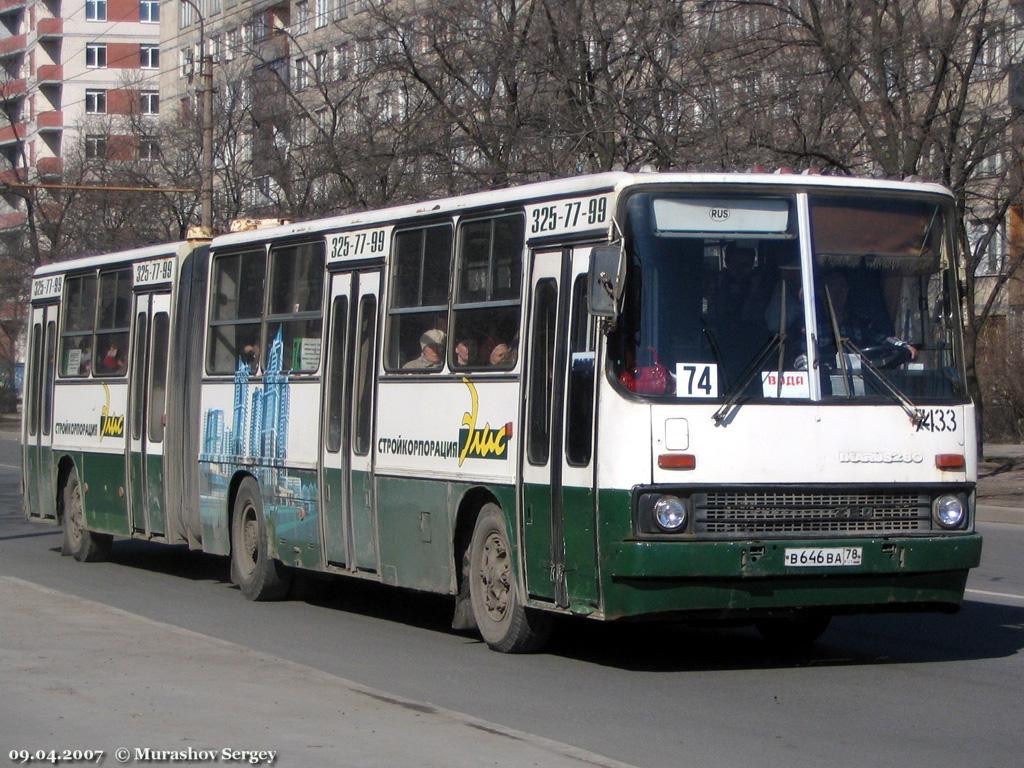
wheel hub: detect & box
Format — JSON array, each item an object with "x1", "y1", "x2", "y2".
[{"x1": 478, "y1": 531, "x2": 511, "y2": 622}]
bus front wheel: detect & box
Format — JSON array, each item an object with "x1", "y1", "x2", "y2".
[
  {"x1": 230, "y1": 478, "x2": 292, "y2": 601},
  {"x1": 60, "y1": 471, "x2": 111, "y2": 563},
  {"x1": 468, "y1": 504, "x2": 551, "y2": 653}
]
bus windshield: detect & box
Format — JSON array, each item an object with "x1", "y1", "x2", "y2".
[{"x1": 611, "y1": 189, "x2": 966, "y2": 403}]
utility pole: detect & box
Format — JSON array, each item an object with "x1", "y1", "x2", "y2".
[{"x1": 181, "y1": 0, "x2": 213, "y2": 236}]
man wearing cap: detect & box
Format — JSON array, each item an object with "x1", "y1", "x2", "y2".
[{"x1": 404, "y1": 328, "x2": 445, "y2": 369}]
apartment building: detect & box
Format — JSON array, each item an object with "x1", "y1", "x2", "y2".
[{"x1": 0, "y1": 0, "x2": 163, "y2": 237}]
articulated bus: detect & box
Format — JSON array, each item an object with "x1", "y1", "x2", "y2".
[{"x1": 22, "y1": 172, "x2": 982, "y2": 652}]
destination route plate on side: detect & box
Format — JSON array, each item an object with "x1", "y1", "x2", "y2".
[{"x1": 784, "y1": 547, "x2": 863, "y2": 567}]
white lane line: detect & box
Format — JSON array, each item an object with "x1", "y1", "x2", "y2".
[
  {"x1": 966, "y1": 588, "x2": 1024, "y2": 602},
  {"x1": 0, "y1": 462, "x2": 20, "y2": 471}
]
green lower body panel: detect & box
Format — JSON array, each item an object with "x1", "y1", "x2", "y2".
[
  {"x1": 266, "y1": 467, "x2": 321, "y2": 570},
  {"x1": 145, "y1": 453, "x2": 165, "y2": 535},
  {"x1": 322, "y1": 466, "x2": 347, "y2": 565},
  {"x1": 522, "y1": 483, "x2": 553, "y2": 600},
  {"x1": 376, "y1": 476, "x2": 453, "y2": 592},
  {"x1": 350, "y1": 470, "x2": 377, "y2": 571},
  {"x1": 82, "y1": 452, "x2": 130, "y2": 536},
  {"x1": 600, "y1": 534, "x2": 983, "y2": 619}
]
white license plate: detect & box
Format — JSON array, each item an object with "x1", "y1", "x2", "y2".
[{"x1": 784, "y1": 547, "x2": 863, "y2": 567}]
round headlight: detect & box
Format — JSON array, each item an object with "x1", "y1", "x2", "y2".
[
  {"x1": 653, "y1": 495, "x2": 688, "y2": 532},
  {"x1": 934, "y1": 494, "x2": 965, "y2": 529}
]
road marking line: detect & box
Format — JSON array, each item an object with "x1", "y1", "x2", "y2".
[
  {"x1": 0, "y1": 462, "x2": 20, "y2": 470},
  {"x1": 966, "y1": 588, "x2": 1024, "y2": 602}
]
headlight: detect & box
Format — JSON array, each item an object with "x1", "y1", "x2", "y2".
[
  {"x1": 653, "y1": 495, "x2": 688, "y2": 532},
  {"x1": 933, "y1": 494, "x2": 965, "y2": 529}
]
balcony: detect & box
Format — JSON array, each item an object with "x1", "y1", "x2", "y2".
[
  {"x1": 0, "y1": 34, "x2": 27, "y2": 58},
  {"x1": 35, "y1": 64, "x2": 61, "y2": 85},
  {"x1": 36, "y1": 17, "x2": 62, "y2": 39},
  {"x1": 36, "y1": 156, "x2": 61, "y2": 178},
  {"x1": 0, "y1": 121, "x2": 25, "y2": 145},
  {"x1": 36, "y1": 110, "x2": 62, "y2": 131},
  {"x1": 0, "y1": 166, "x2": 26, "y2": 184},
  {"x1": 0, "y1": 0, "x2": 27, "y2": 15},
  {"x1": 0, "y1": 78, "x2": 25, "y2": 99},
  {"x1": 0, "y1": 210, "x2": 26, "y2": 232}
]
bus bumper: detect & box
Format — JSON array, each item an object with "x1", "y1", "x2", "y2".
[{"x1": 601, "y1": 533, "x2": 982, "y2": 620}]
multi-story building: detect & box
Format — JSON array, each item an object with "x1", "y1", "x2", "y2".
[{"x1": 0, "y1": 0, "x2": 163, "y2": 239}]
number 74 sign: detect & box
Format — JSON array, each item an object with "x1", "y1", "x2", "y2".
[{"x1": 675, "y1": 363, "x2": 718, "y2": 398}]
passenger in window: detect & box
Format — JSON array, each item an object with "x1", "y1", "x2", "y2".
[
  {"x1": 404, "y1": 329, "x2": 445, "y2": 369},
  {"x1": 240, "y1": 342, "x2": 260, "y2": 374},
  {"x1": 454, "y1": 338, "x2": 477, "y2": 368},
  {"x1": 489, "y1": 334, "x2": 518, "y2": 367},
  {"x1": 98, "y1": 340, "x2": 126, "y2": 375}
]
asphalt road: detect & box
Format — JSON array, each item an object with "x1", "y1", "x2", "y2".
[{"x1": 1, "y1": 435, "x2": 1022, "y2": 768}]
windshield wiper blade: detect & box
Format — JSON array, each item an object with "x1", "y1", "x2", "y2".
[
  {"x1": 714, "y1": 279, "x2": 789, "y2": 426},
  {"x1": 839, "y1": 337, "x2": 923, "y2": 426}
]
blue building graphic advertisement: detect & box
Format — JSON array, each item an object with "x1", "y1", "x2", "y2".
[
  {"x1": 200, "y1": 327, "x2": 290, "y2": 467},
  {"x1": 199, "y1": 327, "x2": 318, "y2": 565}
]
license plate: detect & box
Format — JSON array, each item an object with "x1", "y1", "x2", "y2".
[{"x1": 784, "y1": 547, "x2": 863, "y2": 567}]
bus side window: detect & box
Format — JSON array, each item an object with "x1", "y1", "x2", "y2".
[
  {"x1": 207, "y1": 250, "x2": 266, "y2": 375},
  {"x1": 59, "y1": 273, "x2": 97, "y2": 377},
  {"x1": 353, "y1": 294, "x2": 377, "y2": 456},
  {"x1": 266, "y1": 241, "x2": 325, "y2": 374},
  {"x1": 451, "y1": 215, "x2": 524, "y2": 370},
  {"x1": 326, "y1": 296, "x2": 348, "y2": 453},
  {"x1": 93, "y1": 269, "x2": 131, "y2": 377},
  {"x1": 527, "y1": 279, "x2": 557, "y2": 465},
  {"x1": 42, "y1": 320, "x2": 56, "y2": 436},
  {"x1": 566, "y1": 275, "x2": 595, "y2": 466},
  {"x1": 148, "y1": 313, "x2": 170, "y2": 443},
  {"x1": 385, "y1": 225, "x2": 451, "y2": 371},
  {"x1": 27, "y1": 322, "x2": 41, "y2": 436}
]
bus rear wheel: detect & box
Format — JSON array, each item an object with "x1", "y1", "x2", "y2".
[
  {"x1": 60, "y1": 471, "x2": 111, "y2": 563},
  {"x1": 230, "y1": 477, "x2": 292, "y2": 601},
  {"x1": 468, "y1": 504, "x2": 551, "y2": 653}
]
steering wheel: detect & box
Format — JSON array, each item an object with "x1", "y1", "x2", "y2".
[{"x1": 856, "y1": 343, "x2": 913, "y2": 370}]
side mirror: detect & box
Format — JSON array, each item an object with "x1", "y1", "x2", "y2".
[{"x1": 588, "y1": 244, "x2": 625, "y2": 319}]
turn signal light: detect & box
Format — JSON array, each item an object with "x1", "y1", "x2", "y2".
[
  {"x1": 935, "y1": 454, "x2": 965, "y2": 470},
  {"x1": 658, "y1": 453, "x2": 696, "y2": 470}
]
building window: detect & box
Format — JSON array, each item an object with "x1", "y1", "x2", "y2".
[
  {"x1": 86, "y1": 44, "x2": 107, "y2": 68},
  {"x1": 85, "y1": 135, "x2": 107, "y2": 159},
  {"x1": 140, "y1": 137, "x2": 160, "y2": 161},
  {"x1": 295, "y1": 57, "x2": 308, "y2": 90},
  {"x1": 85, "y1": 89, "x2": 107, "y2": 114},
  {"x1": 179, "y1": 0, "x2": 194, "y2": 28},
  {"x1": 315, "y1": 0, "x2": 328, "y2": 28},
  {"x1": 140, "y1": 0, "x2": 159, "y2": 22},
  {"x1": 140, "y1": 91, "x2": 160, "y2": 115},
  {"x1": 179, "y1": 48, "x2": 194, "y2": 78},
  {"x1": 333, "y1": 43, "x2": 349, "y2": 80},
  {"x1": 140, "y1": 45, "x2": 160, "y2": 69},
  {"x1": 296, "y1": 1, "x2": 309, "y2": 34},
  {"x1": 314, "y1": 50, "x2": 327, "y2": 83},
  {"x1": 86, "y1": 0, "x2": 106, "y2": 21}
]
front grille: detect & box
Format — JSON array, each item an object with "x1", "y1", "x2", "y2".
[{"x1": 693, "y1": 490, "x2": 932, "y2": 536}]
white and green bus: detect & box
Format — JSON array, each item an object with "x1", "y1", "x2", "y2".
[{"x1": 22, "y1": 172, "x2": 982, "y2": 652}]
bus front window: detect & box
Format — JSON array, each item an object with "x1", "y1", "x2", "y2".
[
  {"x1": 810, "y1": 195, "x2": 965, "y2": 402},
  {"x1": 611, "y1": 190, "x2": 966, "y2": 404}
]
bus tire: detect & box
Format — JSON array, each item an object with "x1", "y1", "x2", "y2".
[
  {"x1": 468, "y1": 503, "x2": 551, "y2": 653},
  {"x1": 60, "y1": 470, "x2": 112, "y2": 563},
  {"x1": 756, "y1": 613, "x2": 831, "y2": 648},
  {"x1": 230, "y1": 477, "x2": 291, "y2": 601}
]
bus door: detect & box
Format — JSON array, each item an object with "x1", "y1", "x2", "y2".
[
  {"x1": 320, "y1": 270, "x2": 381, "y2": 572},
  {"x1": 522, "y1": 248, "x2": 600, "y2": 608},
  {"x1": 24, "y1": 304, "x2": 58, "y2": 520},
  {"x1": 127, "y1": 292, "x2": 171, "y2": 536}
]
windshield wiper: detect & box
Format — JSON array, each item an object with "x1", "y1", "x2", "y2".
[
  {"x1": 821, "y1": 284, "x2": 923, "y2": 426},
  {"x1": 713, "y1": 282, "x2": 787, "y2": 426}
]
